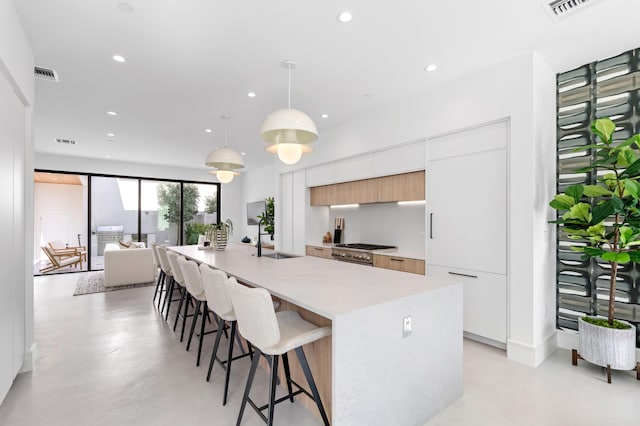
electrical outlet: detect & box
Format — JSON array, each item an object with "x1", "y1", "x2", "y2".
[{"x1": 403, "y1": 316, "x2": 412, "y2": 338}]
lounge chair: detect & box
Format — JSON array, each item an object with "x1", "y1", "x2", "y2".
[{"x1": 39, "y1": 245, "x2": 82, "y2": 273}]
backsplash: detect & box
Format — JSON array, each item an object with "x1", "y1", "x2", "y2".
[{"x1": 328, "y1": 202, "x2": 425, "y2": 255}]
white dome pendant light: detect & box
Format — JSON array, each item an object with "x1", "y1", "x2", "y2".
[
  {"x1": 205, "y1": 115, "x2": 244, "y2": 183},
  {"x1": 260, "y1": 60, "x2": 317, "y2": 165}
]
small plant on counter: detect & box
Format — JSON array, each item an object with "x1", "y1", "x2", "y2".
[
  {"x1": 206, "y1": 219, "x2": 233, "y2": 251},
  {"x1": 257, "y1": 196, "x2": 275, "y2": 238}
]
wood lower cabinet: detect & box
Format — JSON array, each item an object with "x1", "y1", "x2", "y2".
[
  {"x1": 306, "y1": 245, "x2": 333, "y2": 259},
  {"x1": 309, "y1": 171, "x2": 425, "y2": 206},
  {"x1": 373, "y1": 254, "x2": 425, "y2": 275}
]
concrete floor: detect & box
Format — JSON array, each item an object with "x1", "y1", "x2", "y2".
[{"x1": 1, "y1": 273, "x2": 639, "y2": 425}]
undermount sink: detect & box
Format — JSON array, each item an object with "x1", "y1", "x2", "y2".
[{"x1": 263, "y1": 252, "x2": 299, "y2": 260}]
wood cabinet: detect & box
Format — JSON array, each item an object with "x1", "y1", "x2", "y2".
[
  {"x1": 310, "y1": 171, "x2": 424, "y2": 206},
  {"x1": 373, "y1": 254, "x2": 425, "y2": 275},
  {"x1": 377, "y1": 171, "x2": 425, "y2": 203},
  {"x1": 305, "y1": 245, "x2": 333, "y2": 259}
]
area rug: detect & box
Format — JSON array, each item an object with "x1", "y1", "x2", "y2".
[{"x1": 73, "y1": 271, "x2": 156, "y2": 296}]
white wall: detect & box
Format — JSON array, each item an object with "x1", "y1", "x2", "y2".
[
  {"x1": 0, "y1": 0, "x2": 35, "y2": 403},
  {"x1": 239, "y1": 163, "x2": 275, "y2": 242}
]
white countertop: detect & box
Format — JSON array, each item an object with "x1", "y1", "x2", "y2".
[{"x1": 170, "y1": 243, "x2": 454, "y2": 319}]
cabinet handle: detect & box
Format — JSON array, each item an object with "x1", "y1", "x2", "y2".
[
  {"x1": 390, "y1": 258, "x2": 405, "y2": 262},
  {"x1": 314, "y1": 247, "x2": 323, "y2": 251},
  {"x1": 448, "y1": 272, "x2": 478, "y2": 278},
  {"x1": 429, "y1": 213, "x2": 433, "y2": 239}
]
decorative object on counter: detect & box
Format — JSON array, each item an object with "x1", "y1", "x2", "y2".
[
  {"x1": 549, "y1": 117, "x2": 640, "y2": 383},
  {"x1": 256, "y1": 196, "x2": 275, "y2": 240},
  {"x1": 241, "y1": 236, "x2": 251, "y2": 243},
  {"x1": 322, "y1": 232, "x2": 332, "y2": 244},
  {"x1": 260, "y1": 60, "x2": 317, "y2": 165},
  {"x1": 206, "y1": 219, "x2": 233, "y2": 251},
  {"x1": 205, "y1": 115, "x2": 244, "y2": 183},
  {"x1": 333, "y1": 217, "x2": 344, "y2": 244}
]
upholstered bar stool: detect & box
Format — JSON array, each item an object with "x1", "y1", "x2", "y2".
[
  {"x1": 177, "y1": 256, "x2": 212, "y2": 366},
  {"x1": 199, "y1": 265, "x2": 253, "y2": 405},
  {"x1": 154, "y1": 245, "x2": 174, "y2": 312},
  {"x1": 165, "y1": 251, "x2": 189, "y2": 327},
  {"x1": 151, "y1": 243, "x2": 165, "y2": 304},
  {"x1": 226, "y1": 279, "x2": 332, "y2": 426}
]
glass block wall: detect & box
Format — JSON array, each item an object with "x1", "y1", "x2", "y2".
[{"x1": 556, "y1": 47, "x2": 640, "y2": 347}]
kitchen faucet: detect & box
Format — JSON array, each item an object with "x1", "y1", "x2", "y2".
[{"x1": 256, "y1": 217, "x2": 264, "y2": 257}]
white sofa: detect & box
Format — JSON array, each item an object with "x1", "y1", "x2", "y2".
[{"x1": 103, "y1": 244, "x2": 155, "y2": 287}]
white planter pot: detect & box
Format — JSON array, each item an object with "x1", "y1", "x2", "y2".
[{"x1": 578, "y1": 316, "x2": 637, "y2": 370}]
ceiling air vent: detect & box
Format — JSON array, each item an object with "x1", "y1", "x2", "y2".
[
  {"x1": 34, "y1": 66, "x2": 59, "y2": 82},
  {"x1": 55, "y1": 138, "x2": 77, "y2": 145},
  {"x1": 544, "y1": 0, "x2": 598, "y2": 21}
]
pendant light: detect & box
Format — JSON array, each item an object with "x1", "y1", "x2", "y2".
[
  {"x1": 260, "y1": 60, "x2": 317, "y2": 165},
  {"x1": 205, "y1": 115, "x2": 244, "y2": 183}
]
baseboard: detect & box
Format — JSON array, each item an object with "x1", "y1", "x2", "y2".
[
  {"x1": 507, "y1": 332, "x2": 557, "y2": 367},
  {"x1": 556, "y1": 328, "x2": 640, "y2": 359},
  {"x1": 463, "y1": 331, "x2": 506, "y2": 350},
  {"x1": 19, "y1": 342, "x2": 38, "y2": 373}
]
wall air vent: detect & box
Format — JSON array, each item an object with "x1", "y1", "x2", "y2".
[
  {"x1": 55, "y1": 138, "x2": 77, "y2": 145},
  {"x1": 544, "y1": 0, "x2": 597, "y2": 21},
  {"x1": 34, "y1": 66, "x2": 59, "y2": 82}
]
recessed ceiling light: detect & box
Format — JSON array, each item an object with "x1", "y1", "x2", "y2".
[
  {"x1": 105, "y1": 155, "x2": 111, "y2": 159},
  {"x1": 424, "y1": 64, "x2": 437, "y2": 72},
  {"x1": 337, "y1": 10, "x2": 353, "y2": 23},
  {"x1": 241, "y1": 152, "x2": 246, "y2": 156},
  {"x1": 205, "y1": 128, "x2": 212, "y2": 133},
  {"x1": 112, "y1": 55, "x2": 126, "y2": 63},
  {"x1": 107, "y1": 133, "x2": 115, "y2": 137},
  {"x1": 117, "y1": 2, "x2": 133, "y2": 13},
  {"x1": 321, "y1": 114, "x2": 328, "y2": 119},
  {"x1": 248, "y1": 92, "x2": 256, "y2": 98},
  {"x1": 107, "y1": 111, "x2": 118, "y2": 116}
]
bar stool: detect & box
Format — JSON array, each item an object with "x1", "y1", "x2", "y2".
[
  {"x1": 166, "y1": 251, "x2": 189, "y2": 332},
  {"x1": 200, "y1": 265, "x2": 253, "y2": 405},
  {"x1": 226, "y1": 279, "x2": 331, "y2": 426},
  {"x1": 151, "y1": 243, "x2": 165, "y2": 304},
  {"x1": 177, "y1": 256, "x2": 211, "y2": 366},
  {"x1": 155, "y1": 245, "x2": 174, "y2": 313}
]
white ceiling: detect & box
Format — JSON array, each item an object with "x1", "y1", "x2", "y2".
[{"x1": 14, "y1": 0, "x2": 640, "y2": 173}]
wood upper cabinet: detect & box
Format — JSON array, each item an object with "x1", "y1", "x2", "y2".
[
  {"x1": 310, "y1": 171, "x2": 424, "y2": 206},
  {"x1": 377, "y1": 171, "x2": 425, "y2": 202},
  {"x1": 373, "y1": 254, "x2": 425, "y2": 275}
]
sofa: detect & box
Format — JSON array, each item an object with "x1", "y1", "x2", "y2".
[{"x1": 103, "y1": 243, "x2": 155, "y2": 287}]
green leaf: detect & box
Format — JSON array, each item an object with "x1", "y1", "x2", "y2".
[
  {"x1": 582, "y1": 185, "x2": 612, "y2": 198},
  {"x1": 619, "y1": 226, "x2": 635, "y2": 245},
  {"x1": 623, "y1": 179, "x2": 640, "y2": 198},
  {"x1": 628, "y1": 251, "x2": 640, "y2": 263},
  {"x1": 591, "y1": 199, "x2": 615, "y2": 224},
  {"x1": 620, "y1": 157, "x2": 640, "y2": 177},
  {"x1": 583, "y1": 247, "x2": 605, "y2": 257},
  {"x1": 601, "y1": 252, "x2": 630, "y2": 263},
  {"x1": 592, "y1": 118, "x2": 616, "y2": 144},
  {"x1": 562, "y1": 202, "x2": 591, "y2": 223},
  {"x1": 549, "y1": 194, "x2": 575, "y2": 210},
  {"x1": 565, "y1": 185, "x2": 584, "y2": 203},
  {"x1": 617, "y1": 146, "x2": 637, "y2": 167},
  {"x1": 617, "y1": 134, "x2": 640, "y2": 149}
]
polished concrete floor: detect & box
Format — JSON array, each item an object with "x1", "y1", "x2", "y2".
[{"x1": 0, "y1": 273, "x2": 639, "y2": 425}]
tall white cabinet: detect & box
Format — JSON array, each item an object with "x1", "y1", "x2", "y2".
[{"x1": 427, "y1": 120, "x2": 508, "y2": 347}]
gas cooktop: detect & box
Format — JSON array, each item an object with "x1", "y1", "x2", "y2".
[{"x1": 334, "y1": 243, "x2": 396, "y2": 251}]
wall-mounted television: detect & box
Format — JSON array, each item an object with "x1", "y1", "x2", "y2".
[{"x1": 247, "y1": 200, "x2": 266, "y2": 225}]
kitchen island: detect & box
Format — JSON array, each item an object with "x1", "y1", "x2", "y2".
[{"x1": 170, "y1": 243, "x2": 462, "y2": 426}]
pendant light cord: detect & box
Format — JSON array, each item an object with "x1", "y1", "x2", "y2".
[
  {"x1": 287, "y1": 63, "x2": 292, "y2": 109},
  {"x1": 223, "y1": 115, "x2": 229, "y2": 148}
]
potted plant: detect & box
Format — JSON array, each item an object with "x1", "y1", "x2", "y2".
[
  {"x1": 206, "y1": 219, "x2": 233, "y2": 251},
  {"x1": 550, "y1": 117, "x2": 639, "y2": 382},
  {"x1": 257, "y1": 196, "x2": 275, "y2": 240}
]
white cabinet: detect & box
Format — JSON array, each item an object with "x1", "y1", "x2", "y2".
[
  {"x1": 280, "y1": 170, "x2": 307, "y2": 256},
  {"x1": 427, "y1": 120, "x2": 508, "y2": 345},
  {"x1": 372, "y1": 141, "x2": 425, "y2": 177}
]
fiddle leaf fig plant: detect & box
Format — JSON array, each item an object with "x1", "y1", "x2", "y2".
[{"x1": 550, "y1": 117, "x2": 640, "y2": 327}]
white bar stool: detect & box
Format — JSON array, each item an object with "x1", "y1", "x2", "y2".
[
  {"x1": 150, "y1": 242, "x2": 164, "y2": 304},
  {"x1": 199, "y1": 265, "x2": 252, "y2": 405},
  {"x1": 166, "y1": 251, "x2": 190, "y2": 337},
  {"x1": 178, "y1": 256, "x2": 212, "y2": 366},
  {"x1": 155, "y1": 245, "x2": 174, "y2": 313},
  {"x1": 226, "y1": 279, "x2": 331, "y2": 426}
]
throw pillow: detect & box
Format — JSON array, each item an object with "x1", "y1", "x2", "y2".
[{"x1": 118, "y1": 240, "x2": 132, "y2": 249}]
